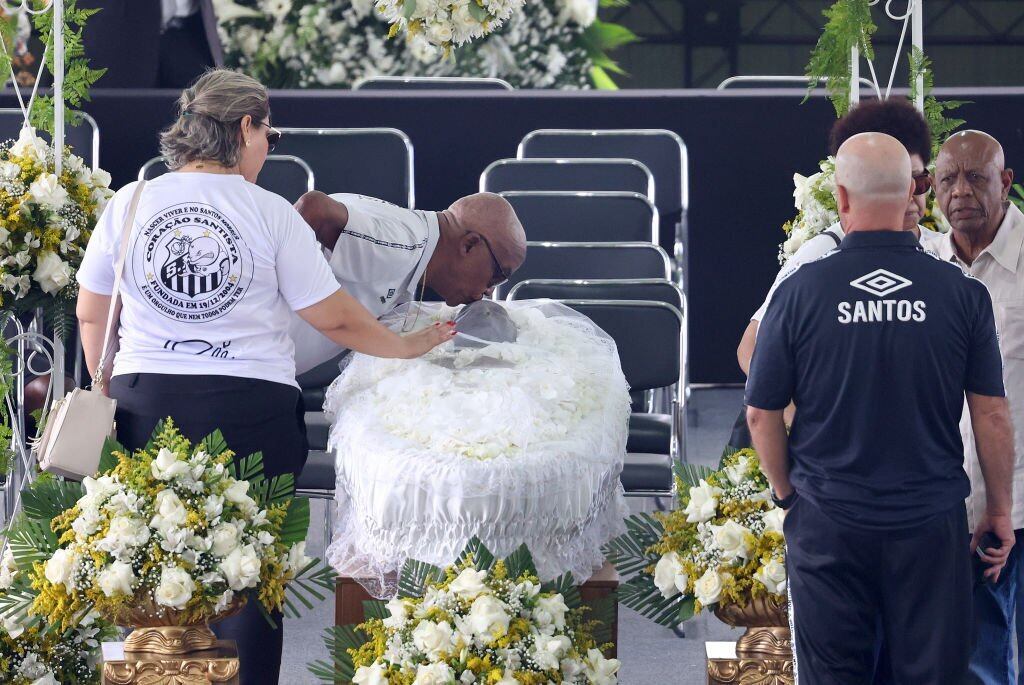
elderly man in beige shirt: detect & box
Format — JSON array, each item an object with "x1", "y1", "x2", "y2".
[{"x1": 933, "y1": 130, "x2": 1023, "y2": 683}]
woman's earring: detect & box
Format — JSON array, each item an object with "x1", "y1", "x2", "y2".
[{"x1": 246, "y1": 139, "x2": 251, "y2": 147}]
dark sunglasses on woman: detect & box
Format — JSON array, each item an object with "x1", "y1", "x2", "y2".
[
  {"x1": 255, "y1": 121, "x2": 282, "y2": 152},
  {"x1": 912, "y1": 172, "x2": 931, "y2": 196}
]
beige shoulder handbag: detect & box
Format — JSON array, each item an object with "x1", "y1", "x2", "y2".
[{"x1": 35, "y1": 181, "x2": 147, "y2": 480}]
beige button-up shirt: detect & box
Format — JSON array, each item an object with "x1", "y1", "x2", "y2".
[{"x1": 936, "y1": 202, "x2": 1024, "y2": 531}]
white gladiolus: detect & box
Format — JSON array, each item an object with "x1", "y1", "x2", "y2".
[
  {"x1": 0, "y1": 548, "x2": 18, "y2": 589},
  {"x1": 353, "y1": 663, "x2": 389, "y2": 685},
  {"x1": 762, "y1": 507, "x2": 786, "y2": 535},
  {"x1": 97, "y1": 560, "x2": 136, "y2": 597},
  {"x1": 412, "y1": 663, "x2": 455, "y2": 685},
  {"x1": 31, "y1": 251, "x2": 72, "y2": 295},
  {"x1": 724, "y1": 455, "x2": 752, "y2": 486},
  {"x1": 694, "y1": 569, "x2": 724, "y2": 607},
  {"x1": 531, "y1": 634, "x2": 572, "y2": 670},
  {"x1": 285, "y1": 541, "x2": 311, "y2": 574},
  {"x1": 152, "y1": 448, "x2": 190, "y2": 481},
  {"x1": 223, "y1": 479, "x2": 257, "y2": 514},
  {"x1": 710, "y1": 519, "x2": 752, "y2": 563},
  {"x1": 584, "y1": 647, "x2": 621, "y2": 685},
  {"x1": 653, "y1": 551, "x2": 687, "y2": 598},
  {"x1": 412, "y1": 619, "x2": 454, "y2": 659},
  {"x1": 204, "y1": 494, "x2": 225, "y2": 521},
  {"x1": 448, "y1": 567, "x2": 488, "y2": 599},
  {"x1": 154, "y1": 566, "x2": 195, "y2": 609},
  {"x1": 466, "y1": 594, "x2": 510, "y2": 638},
  {"x1": 45, "y1": 548, "x2": 78, "y2": 587},
  {"x1": 28, "y1": 173, "x2": 68, "y2": 210},
  {"x1": 683, "y1": 479, "x2": 723, "y2": 523},
  {"x1": 754, "y1": 558, "x2": 787, "y2": 595},
  {"x1": 0, "y1": 161, "x2": 20, "y2": 179},
  {"x1": 383, "y1": 597, "x2": 411, "y2": 630},
  {"x1": 219, "y1": 544, "x2": 261, "y2": 591}
]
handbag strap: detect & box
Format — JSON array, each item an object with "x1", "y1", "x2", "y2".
[{"x1": 93, "y1": 180, "x2": 146, "y2": 390}]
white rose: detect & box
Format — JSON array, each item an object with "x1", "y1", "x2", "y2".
[
  {"x1": 754, "y1": 558, "x2": 787, "y2": 595},
  {"x1": 97, "y1": 560, "x2": 136, "y2": 597},
  {"x1": 0, "y1": 161, "x2": 20, "y2": 180},
  {"x1": 710, "y1": 519, "x2": 752, "y2": 563},
  {"x1": 466, "y1": 594, "x2": 510, "y2": 638},
  {"x1": 103, "y1": 516, "x2": 151, "y2": 552},
  {"x1": 71, "y1": 507, "x2": 102, "y2": 539},
  {"x1": 151, "y1": 447, "x2": 190, "y2": 481},
  {"x1": 383, "y1": 597, "x2": 410, "y2": 630},
  {"x1": 533, "y1": 594, "x2": 568, "y2": 630},
  {"x1": 2, "y1": 614, "x2": 24, "y2": 638},
  {"x1": 209, "y1": 522, "x2": 242, "y2": 557},
  {"x1": 448, "y1": 567, "x2": 488, "y2": 599},
  {"x1": 412, "y1": 619, "x2": 454, "y2": 659},
  {"x1": 762, "y1": 507, "x2": 785, "y2": 535},
  {"x1": 219, "y1": 544, "x2": 261, "y2": 591},
  {"x1": 353, "y1": 663, "x2": 389, "y2": 685},
  {"x1": 584, "y1": 648, "x2": 621, "y2": 685},
  {"x1": 154, "y1": 565, "x2": 195, "y2": 610},
  {"x1": 223, "y1": 480, "x2": 257, "y2": 514},
  {"x1": 413, "y1": 663, "x2": 454, "y2": 685},
  {"x1": 90, "y1": 168, "x2": 112, "y2": 189},
  {"x1": 683, "y1": 479, "x2": 722, "y2": 523},
  {"x1": 10, "y1": 127, "x2": 49, "y2": 160},
  {"x1": 44, "y1": 548, "x2": 78, "y2": 587},
  {"x1": 28, "y1": 173, "x2": 69, "y2": 210},
  {"x1": 151, "y1": 489, "x2": 188, "y2": 531},
  {"x1": 653, "y1": 551, "x2": 688, "y2": 599},
  {"x1": 531, "y1": 634, "x2": 572, "y2": 670},
  {"x1": 724, "y1": 455, "x2": 752, "y2": 486},
  {"x1": 31, "y1": 251, "x2": 72, "y2": 295},
  {"x1": 694, "y1": 569, "x2": 723, "y2": 607}
]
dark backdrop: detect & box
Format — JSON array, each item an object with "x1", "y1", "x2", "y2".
[{"x1": 7, "y1": 87, "x2": 1022, "y2": 384}]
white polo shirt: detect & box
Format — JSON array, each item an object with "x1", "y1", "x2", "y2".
[
  {"x1": 751, "y1": 222, "x2": 945, "y2": 322},
  {"x1": 290, "y1": 193, "x2": 439, "y2": 374},
  {"x1": 935, "y1": 203, "x2": 1024, "y2": 531}
]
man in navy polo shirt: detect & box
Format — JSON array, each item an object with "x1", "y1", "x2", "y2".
[{"x1": 746, "y1": 132, "x2": 1016, "y2": 684}]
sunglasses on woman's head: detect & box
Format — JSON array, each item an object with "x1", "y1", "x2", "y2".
[
  {"x1": 913, "y1": 172, "x2": 931, "y2": 196},
  {"x1": 254, "y1": 121, "x2": 282, "y2": 152}
]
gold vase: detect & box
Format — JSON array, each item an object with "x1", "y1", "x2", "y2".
[
  {"x1": 101, "y1": 596, "x2": 246, "y2": 685},
  {"x1": 707, "y1": 595, "x2": 794, "y2": 685}
]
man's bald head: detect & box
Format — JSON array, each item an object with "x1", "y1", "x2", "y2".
[
  {"x1": 448, "y1": 192, "x2": 527, "y2": 271},
  {"x1": 933, "y1": 130, "x2": 1013, "y2": 238},
  {"x1": 834, "y1": 132, "x2": 914, "y2": 233}
]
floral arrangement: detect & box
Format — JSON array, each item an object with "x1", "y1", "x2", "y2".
[
  {"x1": 215, "y1": 0, "x2": 635, "y2": 89},
  {"x1": 309, "y1": 539, "x2": 619, "y2": 684},
  {"x1": 0, "y1": 127, "x2": 113, "y2": 319},
  {"x1": 605, "y1": 449, "x2": 786, "y2": 626},
  {"x1": 375, "y1": 0, "x2": 524, "y2": 51},
  {"x1": 18, "y1": 420, "x2": 330, "y2": 632}
]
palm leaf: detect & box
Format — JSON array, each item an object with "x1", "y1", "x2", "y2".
[
  {"x1": 398, "y1": 559, "x2": 444, "y2": 599},
  {"x1": 20, "y1": 477, "x2": 83, "y2": 524},
  {"x1": 675, "y1": 462, "x2": 715, "y2": 490},
  {"x1": 283, "y1": 559, "x2": 336, "y2": 619},
  {"x1": 0, "y1": 581, "x2": 37, "y2": 623},
  {"x1": 199, "y1": 430, "x2": 229, "y2": 458},
  {"x1": 231, "y1": 452, "x2": 265, "y2": 483},
  {"x1": 98, "y1": 436, "x2": 123, "y2": 473},
  {"x1": 308, "y1": 625, "x2": 368, "y2": 683},
  {"x1": 456, "y1": 536, "x2": 495, "y2": 572},
  {"x1": 542, "y1": 573, "x2": 581, "y2": 611},
  {"x1": 503, "y1": 543, "x2": 538, "y2": 579},
  {"x1": 279, "y1": 498, "x2": 310, "y2": 546},
  {"x1": 617, "y1": 576, "x2": 688, "y2": 627},
  {"x1": 7, "y1": 517, "x2": 57, "y2": 571},
  {"x1": 362, "y1": 599, "x2": 389, "y2": 620},
  {"x1": 584, "y1": 593, "x2": 617, "y2": 646},
  {"x1": 251, "y1": 472, "x2": 295, "y2": 508},
  {"x1": 143, "y1": 419, "x2": 168, "y2": 452},
  {"x1": 603, "y1": 513, "x2": 664, "y2": 577}
]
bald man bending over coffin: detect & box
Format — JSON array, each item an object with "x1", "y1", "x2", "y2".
[
  {"x1": 745, "y1": 132, "x2": 1015, "y2": 684},
  {"x1": 290, "y1": 191, "x2": 527, "y2": 375}
]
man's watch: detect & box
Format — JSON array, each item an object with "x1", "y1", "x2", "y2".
[{"x1": 772, "y1": 489, "x2": 798, "y2": 510}]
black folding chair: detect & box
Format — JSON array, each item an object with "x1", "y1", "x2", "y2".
[
  {"x1": 480, "y1": 158, "x2": 654, "y2": 199},
  {"x1": 0, "y1": 108, "x2": 100, "y2": 170},
  {"x1": 354, "y1": 76, "x2": 513, "y2": 91},
  {"x1": 500, "y1": 191, "x2": 657, "y2": 244},
  {"x1": 517, "y1": 130, "x2": 687, "y2": 288},
  {"x1": 273, "y1": 127, "x2": 414, "y2": 208},
  {"x1": 493, "y1": 242, "x2": 671, "y2": 300},
  {"x1": 139, "y1": 154, "x2": 314, "y2": 204},
  {"x1": 559, "y1": 300, "x2": 685, "y2": 499}
]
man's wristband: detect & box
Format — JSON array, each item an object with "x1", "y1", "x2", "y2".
[{"x1": 772, "y1": 490, "x2": 798, "y2": 510}]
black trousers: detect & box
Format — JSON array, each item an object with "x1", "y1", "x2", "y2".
[
  {"x1": 110, "y1": 373, "x2": 308, "y2": 685},
  {"x1": 785, "y1": 495, "x2": 971, "y2": 685}
]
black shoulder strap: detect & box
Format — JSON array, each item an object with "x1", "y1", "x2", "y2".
[{"x1": 823, "y1": 230, "x2": 842, "y2": 248}]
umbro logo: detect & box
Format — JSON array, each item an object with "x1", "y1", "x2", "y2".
[{"x1": 850, "y1": 269, "x2": 912, "y2": 297}]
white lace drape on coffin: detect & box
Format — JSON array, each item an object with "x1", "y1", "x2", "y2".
[{"x1": 324, "y1": 300, "x2": 631, "y2": 597}]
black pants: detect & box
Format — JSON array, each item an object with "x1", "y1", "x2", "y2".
[
  {"x1": 785, "y1": 495, "x2": 971, "y2": 684},
  {"x1": 110, "y1": 373, "x2": 308, "y2": 685}
]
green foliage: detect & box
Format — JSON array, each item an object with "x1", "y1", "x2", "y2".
[
  {"x1": 283, "y1": 559, "x2": 336, "y2": 619},
  {"x1": 805, "y1": 0, "x2": 876, "y2": 117},
  {"x1": 1011, "y1": 184, "x2": 1024, "y2": 214},
  {"x1": 0, "y1": 323, "x2": 14, "y2": 479},
  {"x1": 455, "y1": 535, "x2": 496, "y2": 572},
  {"x1": 279, "y1": 497, "x2": 310, "y2": 547},
  {"x1": 602, "y1": 512, "x2": 664, "y2": 577},
  {"x1": 19, "y1": 476, "x2": 83, "y2": 524},
  {"x1": 909, "y1": 47, "x2": 968, "y2": 158},
  {"x1": 398, "y1": 559, "x2": 445, "y2": 598},
  {"x1": 579, "y1": 19, "x2": 639, "y2": 89},
  {"x1": 308, "y1": 625, "x2": 368, "y2": 683},
  {"x1": 28, "y1": 0, "x2": 107, "y2": 134}
]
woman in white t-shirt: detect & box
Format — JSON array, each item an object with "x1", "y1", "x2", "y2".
[{"x1": 75, "y1": 70, "x2": 452, "y2": 685}]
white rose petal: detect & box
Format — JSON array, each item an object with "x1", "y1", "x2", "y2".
[
  {"x1": 448, "y1": 567, "x2": 489, "y2": 599},
  {"x1": 45, "y1": 548, "x2": 78, "y2": 587},
  {"x1": 219, "y1": 544, "x2": 261, "y2": 591},
  {"x1": 151, "y1": 447, "x2": 191, "y2": 481},
  {"x1": 28, "y1": 173, "x2": 69, "y2": 210},
  {"x1": 412, "y1": 619, "x2": 454, "y2": 660},
  {"x1": 209, "y1": 522, "x2": 242, "y2": 557},
  {"x1": 353, "y1": 663, "x2": 389, "y2": 685},
  {"x1": 531, "y1": 634, "x2": 572, "y2": 670},
  {"x1": 413, "y1": 662, "x2": 455, "y2": 685},
  {"x1": 466, "y1": 594, "x2": 510, "y2": 639},
  {"x1": 710, "y1": 519, "x2": 753, "y2": 563},
  {"x1": 31, "y1": 251, "x2": 72, "y2": 295},
  {"x1": 762, "y1": 507, "x2": 785, "y2": 535},
  {"x1": 154, "y1": 566, "x2": 195, "y2": 610},
  {"x1": 653, "y1": 551, "x2": 687, "y2": 599},
  {"x1": 383, "y1": 597, "x2": 410, "y2": 630},
  {"x1": 694, "y1": 569, "x2": 724, "y2": 607},
  {"x1": 97, "y1": 560, "x2": 136, "y2": 597},
  {"x1": 533, "y1": 594, "x2": 568, "y2": 630},
  {"x1": 754, "y1": 558, "x2": 787, "y2": 595},
  {"x1": 683, "y1": 479, "x2": 723, "y2": 523}
]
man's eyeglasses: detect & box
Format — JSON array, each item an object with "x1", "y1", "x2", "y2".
[
  {"x1": 912, "y1": 172, "x2": 932, "y2": 196},
  {"x1": 255, "y1": 121, "x2": 282, "y2": 152},
  {"x1": 478, "y1": 234, "x2": 510, "y2": 287}
]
